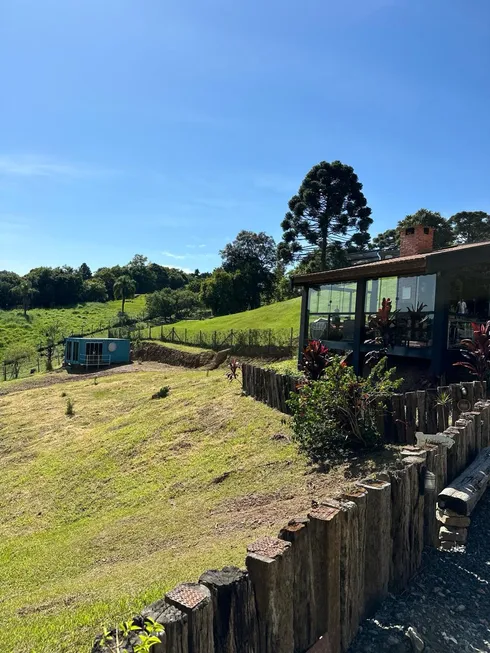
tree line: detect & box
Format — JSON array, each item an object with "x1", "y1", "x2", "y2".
[{"x1": 2, "y1": 160, "x2": 490, "y2": 321}]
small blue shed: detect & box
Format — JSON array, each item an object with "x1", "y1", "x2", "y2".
[{"x1": 64, "y1": 337, "x2": 131, "y2": 368}]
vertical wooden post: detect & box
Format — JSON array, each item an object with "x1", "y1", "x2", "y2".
[
  {"x1": 166, "y1": 583, "x2": 214, "y2": 653},
  {"x1": 404, "y1": 392, "x2": 417, "y2": 444},
  {"x1": 426, "y1": 388, "x2": 438, "y2": 434},
  {"x1": 352, "y1": 279, "x2": 366, "y2": 376},
  {"x1": 279, "y1": 518, "x2": 316, "y2": 652},
  {"x1": 298, "y1": 286, "x2": 309, "y2": 366},
  {"x1": 246, "y1": 537, "x2": 294, "y2": 653},
  {"x1": 199, "y1": 566, "x2": 259, "y2": 653},
  {"x1": 357, "y1": 479, "x2": 391, "y2": 617},
  {"x1": 307, "y1": 505, "x2": 341, "y2": 651},
  {"x1": 141, "y1": 601, "x2": 189, "y2": 653},
  {"x1": 417, "y1": 390, "x2": 427, "y2": 432}
]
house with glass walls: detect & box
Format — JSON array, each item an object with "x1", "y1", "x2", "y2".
[{"x1": 292, "y1": 226, "x2": 490, "y2": 379}]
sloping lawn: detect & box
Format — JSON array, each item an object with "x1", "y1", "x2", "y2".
[
  {"x1": 0, "y1": 364, "x2": 357, "y2": 652},
  {"x1": 171, "y1": 296, "x2": 301, "y2": 333}
]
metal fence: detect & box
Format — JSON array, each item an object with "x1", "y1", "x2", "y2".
[{"x1": 109, "y1": 324, "x2": 299, "y2": 353}]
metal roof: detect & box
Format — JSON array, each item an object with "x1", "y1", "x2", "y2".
[{"x1": 292, "y1": 240, "x2": 490, "y2": 285}]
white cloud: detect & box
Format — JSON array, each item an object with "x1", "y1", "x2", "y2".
[
  {"x1": 0, "y1": 155, "x2": 117, "y2": 179},
  {"x1": 198, "y1": 244, "x2": 206, "y2": 248},
  {"x1": 161, "y1": 250, "x2": 186, "y2": 260}
]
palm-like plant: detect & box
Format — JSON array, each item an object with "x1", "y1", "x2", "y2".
[
  {"x1": 113, "y1": 275, "x2": 136, "y2": 313},
  {"x1": 453, "y1": 322, "x2": 490, "y2": 382},
  {"x1": 14, "y1": 279, "x2": 36, "y2": 317}
]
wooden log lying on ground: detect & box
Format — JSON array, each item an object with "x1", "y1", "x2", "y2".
[
  {"x1": 246, "y1": 536, "x2": 294, "y2": 653},
  {"x1": 438, "y1": 447, "x2": 490, "y2": 516},
  {"x1": 199, "y1": 566, "x2": 259, "y2": 653}
]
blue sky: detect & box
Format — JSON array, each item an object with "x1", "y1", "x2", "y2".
[{"x1": 1, "y1": 0, "x2": 489, "y2": 275}]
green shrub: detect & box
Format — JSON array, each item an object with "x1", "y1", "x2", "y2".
[
  {"x1": 66, "y1": 398, "x2": 74, "y2": 416},
  {"x1": 288, "y1": 356, "x2": 401, "y2": 465},
  {"x1": 98, "y1": 617, "x2": 164, "y2": 652},
  {"x1": 151, "y1": 386, "x2": 170, "y2": 400}
]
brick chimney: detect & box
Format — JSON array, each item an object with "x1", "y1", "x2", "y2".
[{"x1": 399, "y1": 225, "x2": 435, "y2": 257}]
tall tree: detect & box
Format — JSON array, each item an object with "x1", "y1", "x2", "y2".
[
  {"x1": 78, "y1": 263, "x2": 92, "y2": 280},
  {"x1": 146, "y1": 288, "x2": 175, "y2": 321},
  {"x1": 278, "y1": 160, "x2": 372, "y2": 270},
  {"x1": 127, "y1": 254, "x2": 157, "y2": 294},
  {"x1": 113, "y1": 275, "x2": 136, "y2": 313},
  {"x1": 200, "y1": 269, "x2": 239, "y2": 316},
  {"x1": 369, "y1": 228, "x2": 398, "y2": 251},
  {"x1": 221, "y1": 231, "x2": 276, "y2": 310},
  {"x1": 399, "y1": 209, "x2": 454, "y2": 250},
  {"x1": 449, "y1": 211, "x2": 490, "y2": 244},
  {"x1": 14, "y1": 279, "x2": 36, "y2": 317}
]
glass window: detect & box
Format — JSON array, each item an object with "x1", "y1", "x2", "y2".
[
  {"x1": 365, "y1": 277, "x2": 398, "y2": 313},
  {"x1": 308, "y1": 282, "x2": 357, "y2": 314},
  {"x1": 73, "y1": 341, "x2": 79, "y2": 361},
  {"x1": 365, "y1": 275, "x2": 435, "y2": 313},
  {"x1": 66, "y1": 341, "x2": 72, "y2": 360}
]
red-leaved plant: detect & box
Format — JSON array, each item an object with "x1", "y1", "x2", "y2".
[
  {"x1": 300, "y1": 340, "x2": 331, "y2": 381},
  {"x1": 367, "y1": 297, "x2": 400, "y2": 348},
  {"x1": 226, "y1": 358, "x2": 241, "y2": 381},
  {"x1": 453, "y1": 322, "x2": 490, "y2": 382}
]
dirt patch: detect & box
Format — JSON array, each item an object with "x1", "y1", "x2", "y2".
[
  {"x1": 17, "y1": 595, "x2": 80, "y2": 616},
  {"x1": 134, "y1": 342, "x2": 215, "y2": 368}
]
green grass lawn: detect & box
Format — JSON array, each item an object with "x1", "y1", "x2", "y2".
[
  {"x1": 171, "y1": 296, "x2": 301, "y2": 334},
  {"x1": 0, "y1": 295, "x2": 147, "y2": 362},
  {"x1": 0, "y1": 364, "x2": 360, "y2": 652}
]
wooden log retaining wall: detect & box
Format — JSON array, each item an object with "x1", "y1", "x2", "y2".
[
  {"x1": 241, "y1": 363, "x2": 486, "y2": 442},
  {"x1": 93, "y1": 400, "x2": 490, "y2": 653}
]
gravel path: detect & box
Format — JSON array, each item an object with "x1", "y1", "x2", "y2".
[{"x1": 349, "y1": 490, "x2": 490, "y2": 652}]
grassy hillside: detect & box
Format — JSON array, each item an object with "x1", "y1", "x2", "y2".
[
  {"x1": 0, "y1": 365, "x2": 355, "y2": 652},
  {"x1": 0, "y1": 295, "x2": 146, "y2": 361},
  {"x1": 171, "y1": 296, "x2": 301, "y2": 334}
]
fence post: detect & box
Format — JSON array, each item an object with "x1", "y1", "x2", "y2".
[
  {"x1": 172, "y1": 328, "x2": 175, "y2": 343},
  {"x1": 290, "y1": 327, "x2": 294, "y2": 350},
  {"x1": 268, "y1": 329, "x2": 272, "y2": 353},
  {"x1": 149, "y1": 324, "x2": 152, "y2": 339},
  {"x1": 230, "y1": 329, "x2": 234, "y2": 346},
  {"x1": 37, "y1": 356, "x2": 40, "y2": 372},
  {"x1": 160, "y1": 325, "x2": 163, "y2": 341},
  {"x1": 249, "y1": 328, "x2": 252, "y2": 346},
  {"x1": 199, "y1": 330, "x2": 202, "y2": 346},
  {"x1": 2, "y1": 363, "x2": 6, "y2": 381}
]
